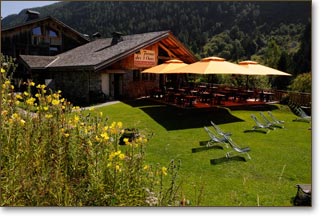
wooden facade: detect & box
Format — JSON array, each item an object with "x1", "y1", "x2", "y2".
[
  {"x1": 19, "y1": 29, "x2": 198, "y2": 105},
  {"x1": 1, "y1": 16, "x2": 89, "y2": 58}
]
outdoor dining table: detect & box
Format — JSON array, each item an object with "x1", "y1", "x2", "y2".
[
  {"x1": 200, "y1": 92, "x2": 212, "y2": 103},
  {"x1": 213, "y1": 93, "x2": 225, "y2": 105},
  {"x1": 185, "y1": 95, "x2": 197, "y2": 107},
  {"x1": 237, "y1": 90, "x2": 254, "y2": 102},
  {"x1": 262, "y1": 91, "x2": 274, "y2": 102},
  {"x1": 190, "y1": 90, "x2": 199, "y2": 96}
]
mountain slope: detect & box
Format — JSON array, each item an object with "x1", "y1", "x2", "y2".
[{"x1": 1, "y1": 1, "x2": 311, "y2": 61}]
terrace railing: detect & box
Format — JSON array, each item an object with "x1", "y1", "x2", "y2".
[{"x1": 273, "y1": 90, "x2": 311, "y2": 107}]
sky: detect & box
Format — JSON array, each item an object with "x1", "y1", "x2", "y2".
[{"x1": 1, "y1": 1, "x2": 59, "y2": 18}]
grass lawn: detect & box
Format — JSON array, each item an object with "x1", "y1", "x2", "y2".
[{"x1": 92, "y1": 99, "x2": 311, "y2": 206}]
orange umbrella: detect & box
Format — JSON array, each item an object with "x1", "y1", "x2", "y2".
[
  {"x1": 238, "y1": 60, "x2": 292, "y2": 76},
  {"x1": 141, "y1": 59, "x2": 188, "y2": 74},
  {"x1": 166, "y1": 56, "x2": 251, "y2": 75}
]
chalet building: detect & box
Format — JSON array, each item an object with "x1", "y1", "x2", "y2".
[
  {"x1": 19, "y1": 30, "x2": 198, "y2": 105},
  {"x1": 2, "y1": 11, "x2": 197, "y2": 105},
  {"x1": 1, "y1": 10, "x2": 89, "y2": 57}
]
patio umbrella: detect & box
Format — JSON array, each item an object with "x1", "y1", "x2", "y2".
[
  {"x1": 238, "y1": 60, "x2": 291, "y2": 89},
  {"x1": 141, "y1": 59, "x2": 188, "y2": 74},
  {"x1": 166, "y1": 56, "x2": 251, "y2": 75},
  {"x1": 238, "y1": 61, "x2": 292, "y2": 76}
]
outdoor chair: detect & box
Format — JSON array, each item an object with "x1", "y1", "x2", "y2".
[
  {"x1": 259, "y1": 112, "x2": 284, "y2": 129},
  {"x1": 203, "y1": 126, "x2": 228, "y2": 148},
  {"x1": 244, "y1": 114, "x2": 274, "y2": 134},
  {"x1": 222, "y1": 134, "x2": 251, "y2": 160},
  {"x1": 267, "y1": 111, "x2": 285, "y2": 125},
  {"x1": 210, "y1": 121, "x2": 232, "y2": 137},
  {"x1": 288, "y1": 102, "x2": 311, "y2": 123}
]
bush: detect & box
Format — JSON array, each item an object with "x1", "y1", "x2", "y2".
[
  {"x1": 288, "y1": 72, "x2": 311, "y2": 93},
  {"x1": 0, "y1": 60, "x2": 182, "y2": 206}
]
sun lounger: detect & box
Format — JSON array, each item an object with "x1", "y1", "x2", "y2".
[
  {"x1": 210, "y1": 121, "x2": 232, "y2": 137},
  {"x1": 259, "y1": 112, "x2": 284, "y2": 129},
  {"x1": 222, "y1": 134, "x2": 251, "y2": 160},
  {"x1": 244, "y1": 114, "x2": 274, "y2": 134},
  {"x1": 203, "y1": 126, "x2": 228, "y2": 148},
  {"x1": 288, "y1": 102, "x2": 311, "y2": 123},
  {"x1": 267, "y1": 111, "x2": 285, "y2": 125}
]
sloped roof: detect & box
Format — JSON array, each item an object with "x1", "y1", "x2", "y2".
[
  {"x1": 2, "y1": 16, "x2": 90, "y2": 43},
  {"x1": 20, "y1": 30, "x2": 198, "y2": 71},
  {"x1": 19, "y1": 55, "x2": 57, "y2": 69}
]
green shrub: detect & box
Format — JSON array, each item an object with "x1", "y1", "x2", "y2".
[
  {"x1": 288, "y1": 72, "x2": 311, "y2": 93},
  {"x1": 0, "y1": 61, "x2": 182, "y2": 206}
]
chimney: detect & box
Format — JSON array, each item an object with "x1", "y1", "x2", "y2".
[
  {"x1": 111, "y1": 31, "x2": 123, "y2": 45},
  {"x1": 26, "y1": 10, "x2": 40, "y2": 22},
  {"x1": 92, "y1": 32, "x2": 101, "y2": 40}
]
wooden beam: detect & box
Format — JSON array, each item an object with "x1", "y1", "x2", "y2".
[{"x1": 158, "y1": 43, "x2": 176, "y2": 58}]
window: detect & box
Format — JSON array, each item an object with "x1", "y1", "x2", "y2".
[
  {"x1": 49, "y1": 46, "x2": 59, "y2": 55},
  {"x1": 32, "y1": 27, "x2": 42, "y2": 36},
  {"x1": 133, "y1": 70, "x2": 140, "y2": 81},
  {"x1": 49, "y1": 46, "x2": 58, "y2": 51},
  {"x1": 48, "y1": 29, "x2": 58, "y2": 37}
]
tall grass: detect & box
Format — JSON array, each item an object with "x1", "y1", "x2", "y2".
[{"x1": 0, "y1": 61, "x2": 182, "y2": 206}]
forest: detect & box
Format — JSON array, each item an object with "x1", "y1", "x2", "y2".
[{"x1": 1, "y1": 1, "x2": 312, "y2": 90}]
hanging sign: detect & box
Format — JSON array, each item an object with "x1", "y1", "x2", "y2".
[{"x1": 134, "y1": 49, "x2": 156, "y2": 67}]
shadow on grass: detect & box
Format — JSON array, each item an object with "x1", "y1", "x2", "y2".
[
  {"x1": 226, "y1": 104, "x2": 280, "y2": 111},
  {"x1": 210, "y1": 156, "x2": 247, "y2": 165},
  {"x1": 122, "y1": 98, "x2": 244, "y2": 131},
  {"x1": 191, "y1": 144, "x2": 224, "y2": 153}
]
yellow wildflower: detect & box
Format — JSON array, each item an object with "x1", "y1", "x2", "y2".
[
  {"x1": 45, "y1": 114, "x2": 53, "y2": 119},
  {"x1": 119, "y1": 153, "x2": 125, "y2": 160},
  {"x1": 46, "y1": 95, "x2": 52, "y2": 102},
  {"x1": 16, "y1": 94, "x2": 23, "y2": 100},
  {"x1": 20, "y1": 119, "x2": 26, "y2": 126},
  {"x1": 23, "y1": 91, "x2": 29, "y2": 96},
  {"x1": 74, "y1": 115, "x2": 80, "y2": 123},
  {"x1": 143, "y1": 165, "x2": 149, "y2": 170},
  {"x1": 11, "y1": 113, "x2": 20, "y2": 119},
  {"x1": 161, "y1": 167, "x2": 168, "y2": 176},
  {"x1": 95, "y1": 135, "x2": 101, "y2": 142},
  {"x1": 36, "y1": 84, "x2": 46, "y2": 89},
  {"x1": 1, "y1": 68, "x2": 5, "y2": 73},
  {"x1": 51, "y1": 99, "x2": 60, "y2": 106},
  {"x1": 115, "y1": 165, "x2": 121, "y2": 172},
  {"x1": 43, "y1": 106, "x2": 49, "y2": 111},
  {"x1": 64, "y1": 133, "x2": 70, "y2": 138},
  {"x1": 26, "y1": 97, "x2": 36, "y2": 106},
  {"x1": 100, "y1": 132, "x2": 109, "y2": 141},
  {"x1": 117, "y1": 121, "x2": 122, "y2": 128}
]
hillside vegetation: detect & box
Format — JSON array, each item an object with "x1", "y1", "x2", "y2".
[{"x1": 2, "y1": 1, "x2": 311, "y2": 80}]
